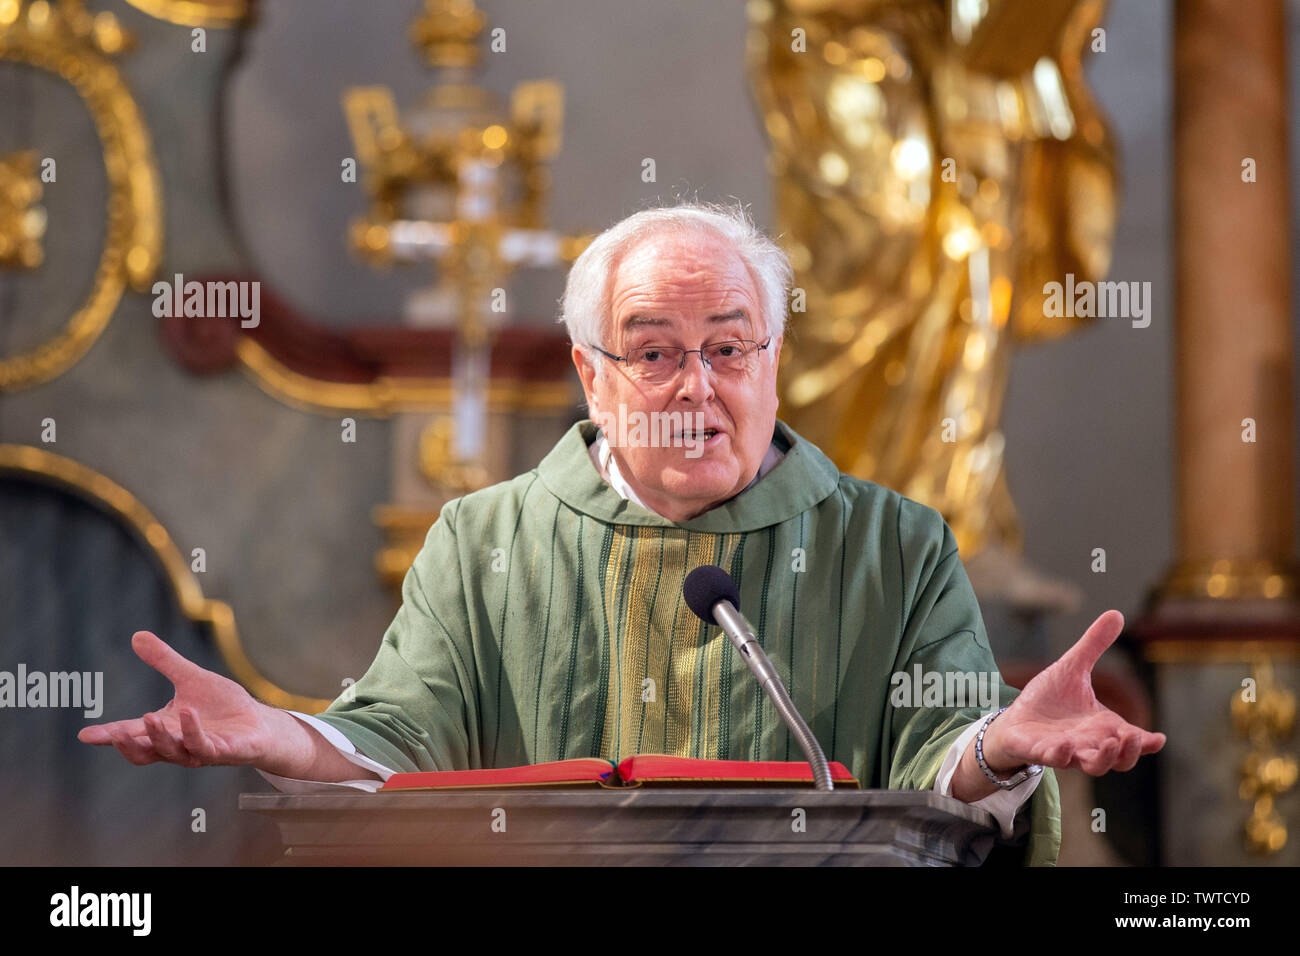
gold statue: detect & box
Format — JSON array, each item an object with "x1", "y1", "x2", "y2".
[{"x1": 748, "y1": 0, "x2": 1116, "y2": 567}]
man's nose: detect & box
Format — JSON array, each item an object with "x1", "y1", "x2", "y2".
[{"x1": 674, "y1": 350, "x2": 715, "y2": 403}]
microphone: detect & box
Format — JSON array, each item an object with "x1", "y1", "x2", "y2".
[{"x1": 683, "y1": 565, "x2": 834, "y2": 791}]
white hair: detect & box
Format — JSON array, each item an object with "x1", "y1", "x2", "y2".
[{"x1": 559, "y1": 202, "x2": 793, "y2": 372}]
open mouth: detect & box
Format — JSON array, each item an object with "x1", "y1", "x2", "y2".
[{"x1": 678, "y1": 428, "x2": 720, "y2": 443}]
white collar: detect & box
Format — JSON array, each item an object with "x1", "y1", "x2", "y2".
[{"x1": 588, "y1": 430, "x2": 785, "y2": 517}]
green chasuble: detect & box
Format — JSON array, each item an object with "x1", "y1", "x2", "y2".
[{"x1": 315, "y1": 419, "x2": 1061, "y2": 866}]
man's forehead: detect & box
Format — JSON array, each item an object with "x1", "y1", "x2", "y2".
[
  {"x1": 606, "y1": 231, "x2": 762, "y2": 340},
  {"x1": 621, "y1": 307, "x2": 752, "y2": 331},
  {"x1": 611, "y1": 233, "x2": 755, "y2": 294}
]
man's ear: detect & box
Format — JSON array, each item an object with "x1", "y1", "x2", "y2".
[{"x1": 572, "y1": 344, "x2": 601, "y2": 417}]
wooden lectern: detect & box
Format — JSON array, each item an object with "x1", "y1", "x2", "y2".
[{"x1": 241, "y1": 789, "x2": 1004, "y2": 866}]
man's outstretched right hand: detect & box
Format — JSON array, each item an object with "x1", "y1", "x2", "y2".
[
  {"x1": 77, "y1": 631, "x2": 286, "y2": 768},
  {"x1": 77, "y1": 631, "x2": 374, "y2": 783}
]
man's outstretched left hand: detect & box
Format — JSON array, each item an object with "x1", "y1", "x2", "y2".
[{"x1": 950, "y1": 610, "x2": 1166, "y2": 802}]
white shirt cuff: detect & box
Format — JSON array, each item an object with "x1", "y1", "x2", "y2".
[
  {"x1": 255, "y1": 710, "x2": 399, "y2": 793},
  {"x1": 934, "y1": 717, "x2": 1041, "y2": 839}
]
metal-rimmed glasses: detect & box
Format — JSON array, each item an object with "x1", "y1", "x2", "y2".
[{"x1": 592, "y1": 338, "x2": 771, "y2": 384}]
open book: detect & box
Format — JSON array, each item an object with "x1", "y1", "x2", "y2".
[{"x1": 379, "y1": 755, "x2": 860, "y2": 791}]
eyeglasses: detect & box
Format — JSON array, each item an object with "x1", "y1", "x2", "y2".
[{"x1": 592, "y1": 339, "x2": 771, "y2": 384}]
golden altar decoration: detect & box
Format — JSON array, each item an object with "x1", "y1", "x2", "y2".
[{"x1": 748, "y1": 0, "x2": 1116, "y2": 560}]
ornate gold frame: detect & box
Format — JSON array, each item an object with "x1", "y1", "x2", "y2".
[
  {"x1": 0, "y1": 443, "x2": 331, "y2": 711},
  {"x1": 235, "y1": 338, "x2": 577, "y2": 416},
  {"x1": 123, "y1": 0, "x2": 250, "y2": 28},
  {"x1": 0, "y1": 2, "x2": 162, "y2": 391}
]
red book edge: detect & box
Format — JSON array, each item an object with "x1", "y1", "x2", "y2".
[
  {"x1": 380, "y1": 756, "x2": 859, "y2": 791},
  {"x1": 379, "y1": 758, "x2": 615, "y2": 791},
  {"x1": 617, "y1": 755, "x2": 859, "y2": 787}
]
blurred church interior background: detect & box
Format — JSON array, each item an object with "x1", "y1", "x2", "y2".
[{"x1": 1, "y1": 0, "x2": 1297, "y2": 866}]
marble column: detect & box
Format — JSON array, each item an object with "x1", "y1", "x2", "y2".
[
  {"x1": 1137, "y1": 0, "x2": 1300, "y2": 865},
  {"x1": 1166, "y1": 0, "x2": 1296, "y2": 601}
]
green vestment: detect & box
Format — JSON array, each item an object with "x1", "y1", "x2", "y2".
[{"x1": 315, "y1": 419, "x2": 1061, "y2": 865}]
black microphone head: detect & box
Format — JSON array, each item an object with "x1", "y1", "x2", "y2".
[{"x1": 683, "y1": 564, "x2": 740, "y2": 625}]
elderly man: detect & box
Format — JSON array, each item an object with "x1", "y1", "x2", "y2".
[{"x1": 80, "y1": 203, "x2": 1164, "y2": 866}]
